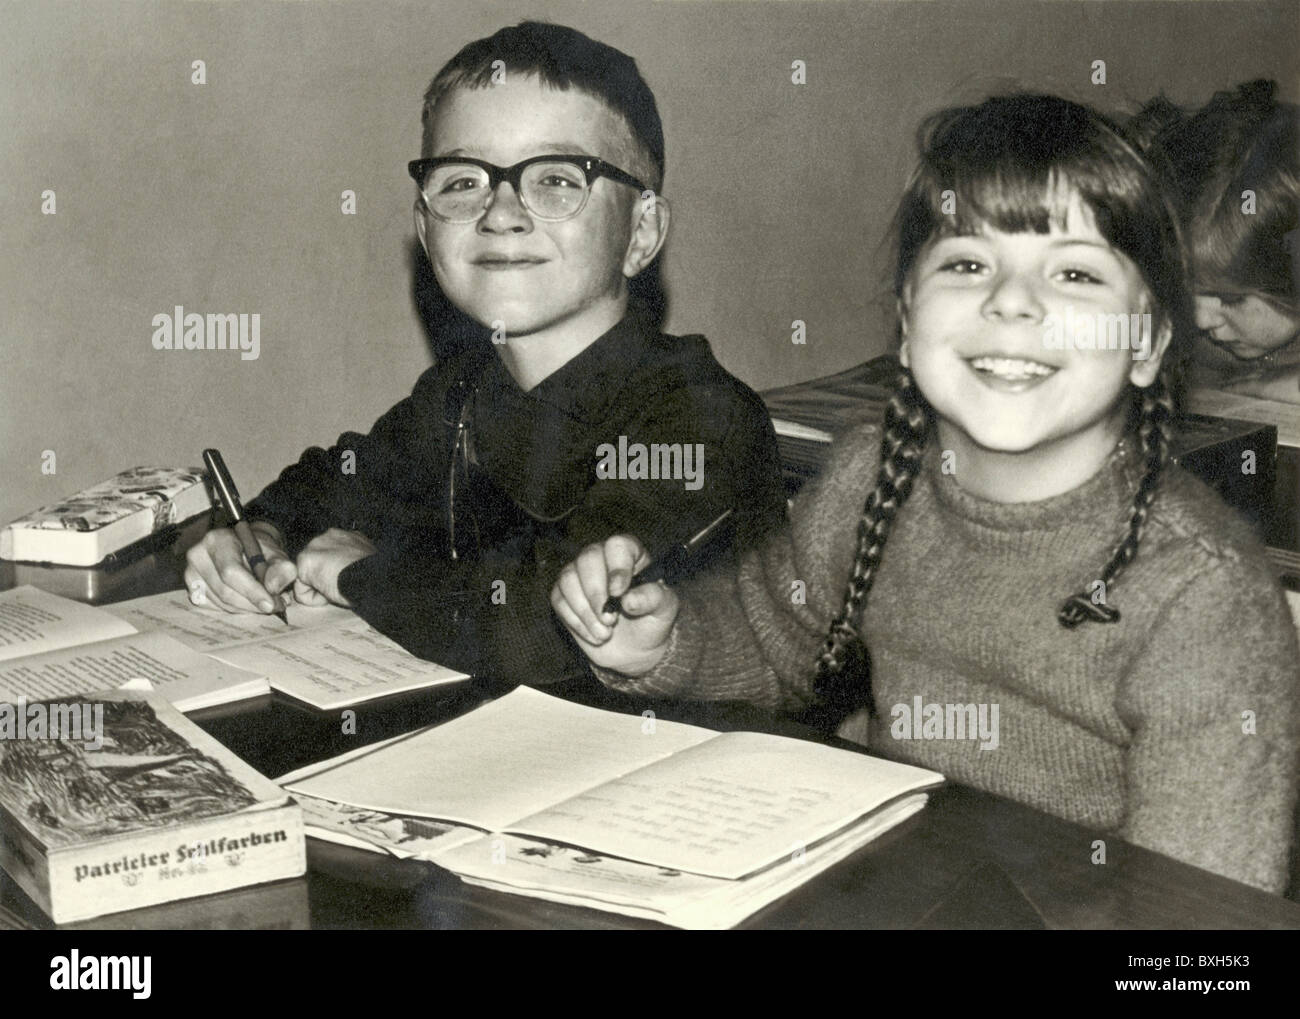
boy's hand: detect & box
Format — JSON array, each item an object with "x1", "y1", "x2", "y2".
[
  {"x1": 550, "y1": 535, "x2": 679, "y2": 676},
  {"x1": 293, "y1": 528, "x2": 378, "y2": 607},
  {"x1": 184, "y1": 520, "x2": 295, "y2": 614}
]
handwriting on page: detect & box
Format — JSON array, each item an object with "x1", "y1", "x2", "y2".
[
  {"x1": 262, "y1": 640, "x2": 402, "y2": 693},
  {"x1": 115, "y1": 603, "x2": 283, "y2": 649},
  {"x1": 515, "y1": 769, "x2": 839, "y2": 880},
  {"x1": 510, "y1": 732, "x2": 935, "y2": 880},
  {"x1": 572, "y1": 777, "x2": 831, "y2": 854},
  {"x1": 217, "y1": 625, "x2": 427, "y2": 695}
]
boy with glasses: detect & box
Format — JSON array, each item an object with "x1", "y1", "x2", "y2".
[{"x1": 183, "y1": 21, "x2": 786, "y2": 687}]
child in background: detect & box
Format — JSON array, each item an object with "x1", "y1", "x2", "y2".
[
  {"x1": 552, "y1": 94, "x2": 1300, "y2": 893},
  {"x1": 1139, "y1": 80, "x2": 1300, "y2": 404}
]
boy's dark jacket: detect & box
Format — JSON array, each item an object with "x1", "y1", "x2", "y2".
[{"x1": 246, "y1": 301, "x2": 786, "y2": 685}]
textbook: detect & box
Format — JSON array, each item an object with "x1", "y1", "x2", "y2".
[
  {"x1": 0, "y1": 689, "x2": 305, "y2": 924},
  {"x1": 1, "y1": 467, "x2": 212, "y2": 567},
  {"x1": 0, "y1": 586, "x2": 267, "y2": 711},
  {"x1": 280, "y1": 687, "x2": 943, "y2": 929},
  {"x1": 0, "y1": 586, "x2": 469, "y2": 712}
]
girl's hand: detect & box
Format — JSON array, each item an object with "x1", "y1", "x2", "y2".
[{"x1": 551, "y1": 535, "x2": 680, "y2": 676}]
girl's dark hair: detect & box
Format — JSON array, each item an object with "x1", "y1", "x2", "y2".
[
  {"x1": 811, "y1": 93, "x2": 1194, "y2": 726},
  {"x1": 1142, "y1": 80, "x2": 1299, "y2": 304}
]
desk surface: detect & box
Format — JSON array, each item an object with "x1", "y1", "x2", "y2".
[{"x1": 3, "y1": 523, "x2": 1299, "y2": 930}]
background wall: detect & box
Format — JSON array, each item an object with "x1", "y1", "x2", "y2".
[{"x1": 2, "y1": 0, "x2": 1297, "y2": 525}]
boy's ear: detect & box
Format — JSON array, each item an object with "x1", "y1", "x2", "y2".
[
  {"x1": 622, "y1": 192, "x2": 670, "y2": 279},
  {"x1": 413, "y1": 202, "x2": 430, "y2": 258},
  {"x1": 1128, "y1": 315, "x2": 1173, "y2": 388}
]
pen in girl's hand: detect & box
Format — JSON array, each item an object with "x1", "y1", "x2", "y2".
[
  {"x1": 602, "y1": 508, "x2": 734, "y2": 616},
  {"x1": 201, "y1": 448, "x2": 289, "y2": 624}
]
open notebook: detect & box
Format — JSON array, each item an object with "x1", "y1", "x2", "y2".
[
  {"x1": 280, "y1": 687, "x2": 943, "y2": 929},
  {"x1": 0, "y1": 586, "x2": 468, "y2": 712}
]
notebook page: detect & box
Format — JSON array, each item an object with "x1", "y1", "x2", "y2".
[
  {"x1": 208, "y1": 619, "x2": 468, "y2": 709},
  {"x1": 509, "y1": 729, "x2": 942, "y2": 879},
  {"x1": 105, "y1": 590, "x2": 355, "y2": 652},
  {"x1": 283, "y1": 686, "x2": 718, "y2": 831}
]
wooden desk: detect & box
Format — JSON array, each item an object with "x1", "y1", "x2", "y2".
[{"x1": 3, "y1": 525, "x2": 1299, "y2": 930}]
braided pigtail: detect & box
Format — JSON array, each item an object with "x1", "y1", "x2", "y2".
[
  {"x1": 1057, "y1": 373, "x2": 1176, "y2": 627},
  {"x1": 803, "y1": 369, "x2": 931, "y2": 729}
]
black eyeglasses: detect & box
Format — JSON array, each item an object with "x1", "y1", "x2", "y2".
[{"x1": 408, "y1": 154, "x2": 648, "y2": 223}]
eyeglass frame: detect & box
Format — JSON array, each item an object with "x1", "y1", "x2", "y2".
[{"x1": 408, "y1": 154, "x2": 649, "y2": 223}]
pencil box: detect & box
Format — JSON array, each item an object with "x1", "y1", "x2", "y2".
[{"x1": 0, "y1": 466, "x2": 213, "y2": 567}]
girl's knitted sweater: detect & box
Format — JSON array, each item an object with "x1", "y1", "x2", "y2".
[{"x1": 599, "y1": 419, "x2": 1300, "y2": 892}]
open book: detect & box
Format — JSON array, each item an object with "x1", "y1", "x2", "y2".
[
  {"x1": 280, "y1": 687, "x2": 943, "y2": 929},
  {"x1": 0, "y1": 586, "x2": 264, "y2": 711},
  {"x1": 0, "y1": 586, "x2": 468, "y2": 712}
]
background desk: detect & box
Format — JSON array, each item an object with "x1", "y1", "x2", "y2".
[{"x1": 2, "y1": 521, "x2": 1298, "y2": 929}]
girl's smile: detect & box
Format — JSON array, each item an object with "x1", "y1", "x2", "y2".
[{"x1": 965, "y1": 355, "x2": 1059, "y2": 389}]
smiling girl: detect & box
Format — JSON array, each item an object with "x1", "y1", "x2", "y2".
[{"x1": 551, "y1": 94, "x2": 1300, "y2": 893}]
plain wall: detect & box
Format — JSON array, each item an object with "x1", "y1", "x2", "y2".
[{"x1": 3, "y1": 0, "x2": 1297, "y2": 525}]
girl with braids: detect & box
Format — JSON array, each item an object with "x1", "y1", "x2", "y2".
[{"x1": 551, "y1": 93, "x2": 1300, "y2": 893}]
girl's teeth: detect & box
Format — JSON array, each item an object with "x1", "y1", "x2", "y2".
[{"x1": 970, "y1": 357, "x2": 1055, "y2": 378}]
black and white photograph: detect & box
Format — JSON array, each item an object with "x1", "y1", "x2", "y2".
[{"x1": 1, "y1": 0, "x2": 1297, "y2": 993}]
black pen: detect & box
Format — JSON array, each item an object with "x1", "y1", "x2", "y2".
[
  {"x1": 202, "y1": 448, "x2": 289, "y2": 625},
  {"x1": 603, "y1": 508, "x2": 734, "y2": 616}
]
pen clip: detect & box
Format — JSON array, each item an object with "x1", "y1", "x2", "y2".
[{"x1": 202, "y1": 448, "x2": 246, "y2": 522}]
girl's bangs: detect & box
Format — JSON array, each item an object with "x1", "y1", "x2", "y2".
[{"x1": 922, "y1": 158, "x2": 1124, "y2": 243}]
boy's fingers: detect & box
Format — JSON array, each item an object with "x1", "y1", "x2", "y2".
[
  {"x1": 198, "y1": 529, "x2": 275, "y2": 612},
  {"x1": 553, "y1": 563, "x2": 610, "y2": 643},
  {"x1": 182, "y1": 565, "x2": 232, "y2": 613},
  {"x1": 188, "y1": 554, "x2": 260, "y2": 614},
  {"x1": 293, "y1": 579, "x2": 330, "y2": 607},
  {"x1": 263, "y1": 557, "x2": 297, "y2": 597}
]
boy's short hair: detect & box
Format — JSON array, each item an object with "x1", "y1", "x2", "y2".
[{"x1": 420, "y1": 21, "x2": 665, "y2": 192}]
